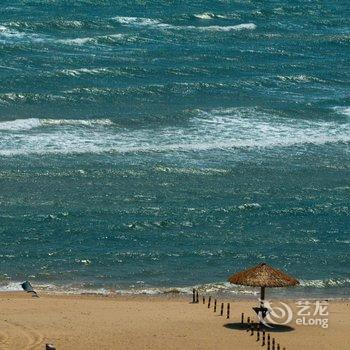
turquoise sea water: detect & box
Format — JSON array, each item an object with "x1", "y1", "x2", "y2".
[{"x1": 0, "y1": 1, "x2": 349, "y2": 297}]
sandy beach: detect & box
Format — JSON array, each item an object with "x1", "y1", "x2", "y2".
[{"x1": 0, "y1": 292, "x2": 349, "y2": 350}]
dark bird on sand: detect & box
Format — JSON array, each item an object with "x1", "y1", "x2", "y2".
[{"x1": 21, "y1": 281, "x2": 39, "y2": 297}]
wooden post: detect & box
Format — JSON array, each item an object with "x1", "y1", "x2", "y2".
[
  {"x1": 208, "y1": 296, "x2": 211, "y2": 308},
  {"x1": 192, "y1": 289, "x2": 196, "y2": 303},
  {"x1": 241, "y1": 312, "x2": 244, "y2": 326},
  {"x1": 267, "y1": 334, "x2": 270, "y2": 350},
  {"x1": 226, "y1": 303, "x2": 230, "y2": 319},
  {"x1": 196, "y1": 291, "x2": 199, "y2": 303},
  {"x1": 220, "y1": 303, "x2": 224, "y2": 316},
  {"x1": 246, "y1": 317, "x2": 250, "y2": 332},
  {"x1": 203, "y1": 296, "x2": 205, "y2": 304},
  {"x1": 262, "y1": 330, "x2": 265, "y2": 346},
  {"x1": 46, "y1": 345, "x2": 56, "y2": 350},
  {"x1": 214, "y1": 299, "x2": 217, "y2": 312},
  {"x1": 272, "y1": 338, "x2": 275, "y2": 350}
]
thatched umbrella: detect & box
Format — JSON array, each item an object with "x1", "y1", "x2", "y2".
[{"x1": 228, "y1": 262, "x2": 299, "y2": 312}]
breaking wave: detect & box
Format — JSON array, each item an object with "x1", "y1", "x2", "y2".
[
  {"x1": 58, "y1": 67, "x2": 113, "y2": 76},
  {"x1": 199, "y1": 23, "x2": 256, "y2": 31},
  {"x1": 0, "y1": 118, "x2": 114, "y2": 131},
  {"x1": 112, "y1": 16, "x2": 256, "y2": 32},
  {"x1": 193, "y1": 13, "x2": 228, "y2": 20},
  {"x1": 113, "y1": 16, "x2": 161, "y2": 26},
  {"x1": 0, "y1": 24, "x2": 46, "y2": 43},
  {"x1": 1, "y1": 278, "x2": 350, "y2": 297},
  {"x1": 0, "y1": 107, "x2": 349, "y2": 156},
  {"x1": 334, "y1": 106, "x2": 350, "y2": 118},
  {"x1": 5, "y1": 19, "x2": 104, "y2": 31},
  {"x1": 300, "y1": 278, "x2": 350, "y2": 288},
  {"x1": 58, "y1": 33, "x2": 126, "y2": 46}
]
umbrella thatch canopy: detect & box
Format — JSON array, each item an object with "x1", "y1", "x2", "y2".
[
  {"x1": 228, "y1": 262, "x2": 299, "y2": 288},
  {"x1": 228, "y1": 263, "x2": 299, "y2": 312}
]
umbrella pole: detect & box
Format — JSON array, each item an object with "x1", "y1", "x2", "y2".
[{"x1": 260, "y1": 286, "x2": 265, "y2": 308}]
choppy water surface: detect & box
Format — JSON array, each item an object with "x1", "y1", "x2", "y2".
[{"x1": 0, "y1": 1, "x2": 349, "y2": 298}]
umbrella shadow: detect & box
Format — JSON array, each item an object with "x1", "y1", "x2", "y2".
[{"x1": 224, "y1": 323, "x2": 295, "y2": 333}]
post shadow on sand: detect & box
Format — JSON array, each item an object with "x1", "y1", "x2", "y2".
[{"x1": 223, "y1": 322, "x2": 295, "y2": 333}]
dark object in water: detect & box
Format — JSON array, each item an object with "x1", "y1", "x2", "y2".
[{"x1": 20, "y1": 281, "x2": 39, "y2": 297}]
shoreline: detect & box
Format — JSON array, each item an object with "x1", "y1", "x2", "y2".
[
  {"x1": 1, "y1": 290, "x2": 350, "y2": 302},
  {"x1": 1, "y1": 280, "x2": 350, "y2": 300},
  {"x1": 0, "y1": 292, "x2": 349, "y2": 349}
]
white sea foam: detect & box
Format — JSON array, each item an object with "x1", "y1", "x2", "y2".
[
  {"x1": 335, "y1": 239, "x2": 350, "y2": 244},
  {"x1": 0, "y1": 108, "x2": 349, "y2": 156},
  {"x1": 0, "y1": 25, "x2": 46, "y2": 42},
  {"x1": 52, "y1": 20, "x2": 84, "y2": 29},
  {"x1": 59, "y1": 34, "x2": 125, "y2": 46},
  {"x1": 112, "y1": 15, "x2": 256, "y2": 32},
  {"x1": 334, "y1": 106, "x2": 350, "y2": 117},
  {"x1": 300, "y1": 278, "x2": 350, "y2": 288},
  {"x1": 0, "y1": 118, "x2": 114, "y2": 131},
  {"x1": 0, "y1": 281, "x2": 23, "y2": 292},
  {"x1": 277, "y1": 75, "x2": 325, "y2": 83},
  {"x1": 193, "y1": 13, "x2": 228, "y2": 20},
  {"x1": 195, "y1": 23, "x2": 256, "y2": 31},
  {"x1": 1, "y1": 278, "x2": 348, "y2": 296},
  {"x1": 0, "y1": 25, "x2": 25, "y2": 40},
  {"x1": 113, "y1": 16, "x2": 161, "y2": 26},
  {"x1": 193, "y1": 12, "x2": 216, "y2": 20},
  {"x1": 59, "y1": 67, "x2": 113, "y2": 76},
  {"x1": 59, "y1": 37, "x2": 93, "y2": 45},
  {"x1": 0, "y1": 118, "x2": 42, "y2": 130}
]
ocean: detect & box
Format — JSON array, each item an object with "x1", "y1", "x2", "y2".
[{"x1": 0, "y1": 0, "x2": 349, "y2": 298}]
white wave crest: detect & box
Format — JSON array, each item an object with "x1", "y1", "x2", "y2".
[
  {"x1": 53, "y1": 20, "x2": 84, "y2": 28},
  {"x1": 300, "y1": 278, "x2": 350, "y2": 288},
  {"x1": 59, "y1": 67, "x2": 112, "y2": 76},
  {"x1": 113, "y1": 16, "x2": 161, "y2": 26},
  {"x1": 0, "y1": 281, "x2": 23, "y2": 292},
  {"x1": 194, "y1": 12, "x2": 216, "y2": 20},
  {"x1": 0, "y1": 118, "x2": 42, "y2": 131},
  {"x1": 1, "y1": 278, "x2": 349, "y2": 296},
  {"x1": 0, "y1": 107, "x2": 349, "y2": 156},
  {"x1": 59, "y1": 37, "x2": 93, "y2": 45},
  {"x1": 0, "y1": 25, "x2": 46, "y2": 43},
  {"x1": 112, "y1": 16, "x2": 255, "y2": 32},
  {"x1": 196, "y1": 23, "x2": 256, "y2": 32},
  {"x1": 59, "y1": 34, "x2": 125, "y2": 46},
  {"x1": 193, "y1": 13, "x2": 228, "y2": 20},
  {"x1": 0, "y1": 118, "x2": 114, "y2": 131},
  {"x1": 334, "y1": 106, "x2": 350, "y2": 118},
  {"x1": 0, "y1": 25, "x2": 26, "y2": 40}
]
